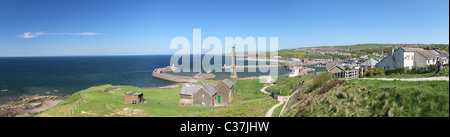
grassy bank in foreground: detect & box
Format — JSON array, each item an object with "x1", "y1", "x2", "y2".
[
  {"x1": 283, "y1": 79, "x2": 449, "y2": 117},
  {"x1": 36, "y1": 85, "x2": 225, "y2": 117},
  {"x1": 34, "y1": 78, "x2": 271, "y2": 117},
  {"x1": 367, "y1": 72, "x2": 449, "y2": 78},
  {"x1": 194, "y1": 99, "x2": 277, "y2": 117}
]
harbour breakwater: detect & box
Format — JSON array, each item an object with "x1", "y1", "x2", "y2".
[{"x1": 152, "y1": 66, "x2": 215, "y2": 83}]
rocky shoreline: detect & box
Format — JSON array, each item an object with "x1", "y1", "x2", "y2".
[{"x1": 0, "y1": 95, "x2": 65, "y2": 117}]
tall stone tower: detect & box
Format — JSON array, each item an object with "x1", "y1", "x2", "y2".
[{"x1": 230, "y1": 46, "x2": 237, "y2": 79}]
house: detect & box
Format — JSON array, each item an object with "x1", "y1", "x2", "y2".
[
  {"x1": 125, "y1": 91, "x2": 144, "y2": 104},
  {"x1": 213, "y1": 79, "x2": 234, "y2": 105},
  {"x1": 289, "y1": 67, "x2": 300, "y2": 77},
  {"x1": 179, "y1": 79, "x2": 234, "y2": 106},
  {"x1": 376, "y1": 48, "x2": 439, "y2": 69},
  {"x1": 433, "y1": 50, "x2": 449, "y2": 65},
  {"x1": 326, "y1": 61, "x2": 345, "y2": 73},
  {"x1": 179, "y1": 84, "x2": 216, "y2": 106},
  {"x1": 343, "y1": 58, "x2": 357, "y2": 64},
  {"x1": 360, "y1": 58, "x2": 379, "y2": 69}
]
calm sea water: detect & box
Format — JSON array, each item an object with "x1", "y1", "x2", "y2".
[{"x1": 0, "y1": 55, "x2": 288, "y2": 105}]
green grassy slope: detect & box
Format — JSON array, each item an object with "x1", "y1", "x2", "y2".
[
  {"x1": 367, "y1": 72, "x2": 449, "y2": 78},
  {"x1": 36, "y1": 78, "x2": 272, "y2": 117},
  {"x1": 194, "y1": 99, "x2": 278, "y2": 117},
  {"x1": 37, "y1": 85, "x2": 225, "y2": 117},
  {"x1": 265, "y1": 76, "x2": 312, "y2": 96},
  {"x1": 296, "y1": 44, "x2": 394, "y2": 49},
  {"x1": 284, "y1": 79, "x2": 449, "y2": 117}
]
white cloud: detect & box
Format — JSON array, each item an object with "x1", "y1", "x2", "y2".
[
  {"x1": 18, "y1": 31, "x2": 104, "y2": 38},
  {"x1": 18, "y1": 32, "x2": 44, "y2": 38}
]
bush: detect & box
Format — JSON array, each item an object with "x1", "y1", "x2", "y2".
[
  {"x1": 308, "y1": 73, "x2": 333, "y2": 92},
  {"x1": 385, "y1": 67, "x2": 407, "y2": 75},
  {"x1": 363, "y1": 68, "x2": 383, "y2": 77},
  {"x1": 384, "y1": 65, "x2": 437, "y2": 76}
]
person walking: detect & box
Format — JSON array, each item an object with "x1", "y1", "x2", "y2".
[{"x1": 436, "y1": 59, "x2": 442, "y2": 75}]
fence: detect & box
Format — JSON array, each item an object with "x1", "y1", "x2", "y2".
[
  {"x1": 292, "y1": 81, "x2": 305, "y2": 92},
  {"x1": 67, "y1": 90, "x2": 84, "y2": 117},
  {"x1": 333, "y1": 70, "x2": 358, "y2": 79},
  {"x1": 278, "y1": 84, "x2": 305, "y2": 117}
]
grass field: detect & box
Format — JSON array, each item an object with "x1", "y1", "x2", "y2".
[
  {"x1": 284, "y1": 79, "x2": 449, "y2": 117},
  {"x1": 194, "y1": 99, "x2": 278, "y2": 117},
  {"x1": 299, "y1": 44, "x2": 394, "y2": 50},
  {"x1": 35, "y1": 78, "x2": 272, "y2": 117},
  {"x1": 37, "y1": 85, "x2": 227, "y2": 117},
  {"x1": 232, "y1": 78, "x2": 270, "y2": 103},
  {"x1": 265, "y1": 76, "x2": 312, "y2": 96},
  {"x1": 367, "y1": 72, "x2": 449, "y2": 78}
]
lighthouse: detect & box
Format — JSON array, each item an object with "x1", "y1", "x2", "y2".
[{"x1": 230, "y1": 46, "x2": 237, "y2": 79}]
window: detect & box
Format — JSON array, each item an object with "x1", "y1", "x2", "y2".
[
  {"x1": 405, "y1": 55, "x2": 409, "y2": 60},
  {"x1": 201, "y1": 101, "x2": 206, "y2": 106},
  {"x1": 202, "y1": 94, "x2": 205, "y2": 98}
]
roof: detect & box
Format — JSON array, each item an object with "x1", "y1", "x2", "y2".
[
  {"x1": 430, "y1": 50, "x2": 440, "y2": 56},
  {"x1": 126, "y1": 91, "x2": 142, "y2": 96},
  {"x1": 437, "y1": 50, "x2": 449, "y2": 55},
  {"x1": 180, "y1": 83, "x2": 217, "y2": 96},
  {"x1": 326, "y1": 61, "x2": 345, "y2": 71},
  {"x1": 402, "y1": 48, "x2": 436, "y2": 59},
  {"x1": 360, "y1": 58, "x2": 379, "y2": 66},
  {"x1": 222, "y1": 79, "x2": 234, "y2": 88},
  {"x1": 180, "y1": 84, "x2": 202, "y2": 95},
  {"x1": 202, "y1": 83, "x2": 217, "y2": 96},
  {"x1": 209, "y1": 84, "x2": 216, "y2": 88}
]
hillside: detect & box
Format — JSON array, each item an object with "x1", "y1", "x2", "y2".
[
  {"x1": 31, "y1": 79, "x2": 273, "y2": 117},
  {"x1": 277, "y1": 43, "x2": 449, "y2": 60},
  {"x1": 282, "y1": 77, "x2": 449, "y2": 117}
]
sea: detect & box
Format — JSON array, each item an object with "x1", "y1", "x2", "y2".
[{"x1": 0, "y1": 55, "x2": 290, "y2": 105}]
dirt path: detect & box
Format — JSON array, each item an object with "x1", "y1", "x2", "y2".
[
  {"x1": 360, "y1": 77, "x2": 449, "y2": 81},
  {"x1": 260, "y1": 84, "x2": 273, "y2": 94},
  {"x1": 261, "y1": 84, "x2": 290, "y2": 117},
  {"x1": 265, "y1": 101, "x2": 283, "y2": 117},
  {"x1": 265, "y1": 96, "x2": 289, "y2": 117}
]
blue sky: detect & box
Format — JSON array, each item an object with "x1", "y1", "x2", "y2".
[{"x1": 0, "y1": 0, "x2": 448, "y2": 56}]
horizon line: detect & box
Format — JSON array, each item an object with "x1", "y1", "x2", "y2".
[{"x1": 2, "y1": 43, "x2": 448, "y2": 57}]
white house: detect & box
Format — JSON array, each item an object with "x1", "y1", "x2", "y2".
[
  {"x1": 376, "y1": 48, "x2": 438, "y2": 69},
  {"x1": 288, "y1": 67, "x2": 300, "y2": 77}
]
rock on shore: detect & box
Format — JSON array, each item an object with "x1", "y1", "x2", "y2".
[{"x1": 0, "y1": 95, "x2": 64, "y2": 117}]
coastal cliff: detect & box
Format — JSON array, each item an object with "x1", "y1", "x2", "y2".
[{"x1": 0, "y1": 95, "x2": 64, "y2": 117}]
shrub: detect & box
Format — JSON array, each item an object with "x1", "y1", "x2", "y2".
[
  {"x1": 384, "y1": 65, "x2": 438, "y2": 76},
  {"x1": 363, "y1": 68, "x2": 384, "y2": 77},
  {"x1": 308, "y1": 73, "x2": 333, "y2": 92},
  {"x1": 385, "y1": 67, "x2": 407, "y2": 75}
]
